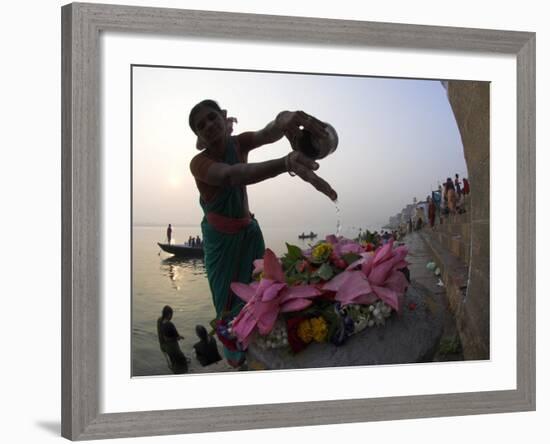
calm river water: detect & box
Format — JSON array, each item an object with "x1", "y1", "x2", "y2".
[{"x1": 132, "y1": 224, "x2": 361, "y2": 376}]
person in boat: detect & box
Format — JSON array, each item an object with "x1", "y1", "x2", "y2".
[
  {"x1": 188, "y1": 99, "x2": 337, "y2": 366},
  {"x1": 157, "y1": 305, "x2": 188, "y2": 374},
  {"x1": 193, "y1": 324, "x2": 222, "y2": 366},
  {"x1": 166, "y1": 224, "x2": 173, "y2": 244}
]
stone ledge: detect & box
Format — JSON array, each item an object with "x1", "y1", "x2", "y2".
[
  {"x1": 246, "y1": 283, "x2": 444, "y2": 370},
  {"x1": 417, "y1": 231, "x2": 489, "y2": 360}
]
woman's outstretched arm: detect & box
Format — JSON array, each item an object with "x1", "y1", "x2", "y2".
[{"x1": 191, "y1": 151, "x2": 337, "y2": 201}]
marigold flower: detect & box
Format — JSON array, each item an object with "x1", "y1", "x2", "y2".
[
  {"x1": 297, "y1": 319, "x2": 314, "y2": 343},
  {"x1": 310, "y1": 316, "x2": 328, "y2": 342},
  {"x1": 311, "y1": 242, "x2": 333, "y2": 262}
]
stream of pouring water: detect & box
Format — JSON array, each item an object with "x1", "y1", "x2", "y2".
[{"x1": 334, "y1": 200, "x2": 342, "y2": 236}]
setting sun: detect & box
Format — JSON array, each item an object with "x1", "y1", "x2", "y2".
[{"x1": 168, "y1": 174, "x2": 181, "y2": 188}]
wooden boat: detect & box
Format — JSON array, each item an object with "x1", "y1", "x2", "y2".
[
  {"x1": 157, "y1": 242, "x2": 204, "y2": 258},
  {"x1": 298, "y1": 232, "x2": 318, "y2": 239}
]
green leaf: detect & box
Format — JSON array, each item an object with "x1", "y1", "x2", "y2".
[
  {"x1": 342, "y1": 253, "x2": 361, "y2": 266},
  {"x1": 320, "y1": 307, "x2": 340, "y2": 340},
  {"x1": 310, "y1": 275, "x2": 321, "y2": 284},
  {"x1": 285, "y1": 243, "x2": 304, "y2": 261},
  {"x1": 317, "y1": 262, "x2": 334, "y2": 281},
  {"x1": 281, "y1": 256, "x2": 296, "y2": 270},
  {"x1": 287, "y1": 272, "x2": 308, "y2": 286}
]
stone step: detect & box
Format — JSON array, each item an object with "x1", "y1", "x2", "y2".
[
  {"x1": 437, "y1": 222, "x2": 471, "y2": 245},
  {"x1": 442, "y1": 210, "x2": 470, "y2": 225},
  {"x1": 425, "y1": 230, "x2": 470, "y2": 266},
  {"x1": 417, "y1": 231, "x2": 469, "y2": 317}
]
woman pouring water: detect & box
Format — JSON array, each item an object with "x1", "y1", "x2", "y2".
[{"x1": 188, "y1": 99, "x2": 337, "y2": 366}]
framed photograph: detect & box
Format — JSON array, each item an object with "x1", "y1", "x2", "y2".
[{"x1": 62, "y1": 2, "x2": 535, "y2": 440}]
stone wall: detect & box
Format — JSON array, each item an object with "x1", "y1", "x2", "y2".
[{"x1": 444, "y1": 81, "x2": 490, "y2": 360}]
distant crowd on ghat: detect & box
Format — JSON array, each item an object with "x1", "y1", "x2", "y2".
[
  {"x1": 357, "y1": 172, "x2": 470, "y2": 246},
  {"x1": 411, "y1": 173, "x2": 470, "y2": 232}
]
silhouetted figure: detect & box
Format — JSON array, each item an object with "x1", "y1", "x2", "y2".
[
  {"x1": 445, "y1": 177, "x2": 457, "y2": 215},
  {"x1": 166, "y1": 224, "x2": 173, "y2": 244},
  {"x1": 157, "y1": 305, "x2": 188, "y2": 374},
  {"x1": 455, "y1": 173, "x2": 462, "y2": 197},
  {"x1": 462, "y1": 177, "x2": 470, "y2": 195},
  {"x1": 193, "y1": 325, "x2": 222, "y2": 366},
  {"x1": 428, "y1": 196, "x2": 436, "y2": 229}
]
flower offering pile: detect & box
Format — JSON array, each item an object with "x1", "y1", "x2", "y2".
[{"x1": 220, "y1": 235, "x2": 410, "y2": 354}]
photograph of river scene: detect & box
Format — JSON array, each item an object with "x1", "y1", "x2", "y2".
[{"x1": 132, "y1": 65, "x2": 490, "y2": 377}]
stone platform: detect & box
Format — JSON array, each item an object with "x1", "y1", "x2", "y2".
[{"x1": 246, "y1": 282, "x2": 444, "y2": 370}]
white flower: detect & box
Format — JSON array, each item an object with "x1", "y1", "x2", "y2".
[{"x1": 355, "y1": 319, "x2": 368, "y2": 332}]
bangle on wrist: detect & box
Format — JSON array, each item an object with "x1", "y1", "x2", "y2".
[{"x1": 285, "y1": 153, "x2": 296, "y2": 177}]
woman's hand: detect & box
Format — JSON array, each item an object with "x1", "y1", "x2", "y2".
[
  {"x1": 286, "y1": 151, "x2": 338, "y2": 201},
  {"x1": 276, "y1": 111, "x2": 328, "y2": 150}
]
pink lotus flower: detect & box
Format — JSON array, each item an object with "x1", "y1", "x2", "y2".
[
  {"x1": 230, "y1": 249, "x2": 321, "y2": 349},
  {"x1": 323, "y1": 270, "x2": 378, "y2": 306},
  {"x1": 252, "y1": 258, "x2": 264, "y2": 276},
  {"x1": 322, "y1": 239, "x2": 409, "y2": 311},
  {"x1": 324, "y1": 235, "x2": 364, "y2": 256}
]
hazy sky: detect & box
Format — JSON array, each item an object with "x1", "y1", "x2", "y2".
[{"x1": 132, "y1": 66, "x2": 467, "y2": 231}]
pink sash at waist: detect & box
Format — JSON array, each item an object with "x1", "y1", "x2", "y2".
[{"x1": 206, "y1": 212, "x2": 251, "y2": 234}]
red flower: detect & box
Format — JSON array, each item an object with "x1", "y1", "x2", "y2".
[
  {"x1": 286, "y1": 316, "x2": 310, "y2": 353},
  {"x1": 318, "y1": 289, "x2": 336, "y2": 301},
  {"x1": 215, "y1": 320, "x2": 239, "y2": 352},
  {"x1": 335, "y1": 259, "x2": 347, "y2": 269},
  {"x1": 296, "y1": 260, "x2": 308, "y2": 273}
]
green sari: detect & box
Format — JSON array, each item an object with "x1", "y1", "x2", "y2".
[{"x1": 199, "y1": 137, "x2": 265, "y2": 364}]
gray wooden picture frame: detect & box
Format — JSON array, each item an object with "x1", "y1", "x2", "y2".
[{"x1": 61, "y1": 2, "x2": 536, "y2": 440}]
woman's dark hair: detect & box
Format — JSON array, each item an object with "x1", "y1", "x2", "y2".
[
  {"x1": 161, "y1": 305, "x2": 173, "y2": 320},
  {"x1": 195, "y1": 324, "x2": 208, "y2": 341},
  {"x1": 188, "y1": 99, "x2": 223, "y2": 134}
]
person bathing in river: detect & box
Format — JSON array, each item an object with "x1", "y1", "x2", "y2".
[
  {"x1": 193, "y1": 325, "x2": 222, "y2": 366},
  {"x1": 188, "y1": 99, "x2": 337, "y2": 367},
  {"x1": 157, "y1": 305, "x2": 188, "y2": 374}
]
